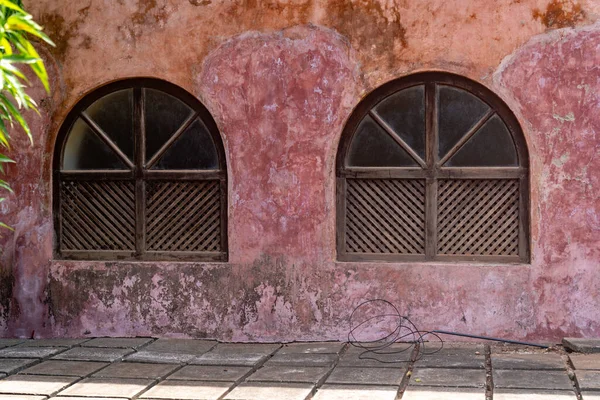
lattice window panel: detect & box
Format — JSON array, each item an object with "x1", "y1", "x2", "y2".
[
  {"x1": 345, "y1": 179, "x2": 426, "y2": 254},
  {"x1": 437, "y1": 179, "x2": 519, "y2": 256},
  {"x1": 146, "y1": 181, "x2": 221, "y2": 252},
  {"x1": 60, "y1": 181, "x2": 136, "y2": 251}
]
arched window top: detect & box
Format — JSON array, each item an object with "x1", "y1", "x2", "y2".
[
  {"x1": 339, "y1": 72, "x2": 528, "y2": 171},
  {"x1": 59, "y1": 79, "x2": 226, "y2": 172},
  {"x1": 54, "y1": 78, "x2": 228, "y2": 261},
  {"x1": 337, "y1": 72, "x2": 529, "y2": 263}
]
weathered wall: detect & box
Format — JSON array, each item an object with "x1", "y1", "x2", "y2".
[{"x1": 0, "y1": 0, "x2": 598, "y2": 340}]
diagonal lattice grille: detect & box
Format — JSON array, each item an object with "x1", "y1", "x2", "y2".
[
  {"x1": 146, "y1": 181, "x2": 221, "y2": 252},
  {"x1": 437, "y1": 179, "x2": 519, "y2": 256},
  {"x1": 345, "y1": 179, "x2": 425, "y2": 254},
  {"x1": 60, "y1": 180, "x2": 135, "y2": 251}
]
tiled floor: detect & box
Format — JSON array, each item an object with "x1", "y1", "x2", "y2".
[{"x1": 0, "y1": 338, "x2": 596, "y2": 399}]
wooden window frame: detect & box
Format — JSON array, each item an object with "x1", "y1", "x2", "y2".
[
  {"x1": 336, "y1": 72, "x2": 530, "y2": 263},
  {"x1": 53, "y1": 78, "x2": 228, "y2": 262}
]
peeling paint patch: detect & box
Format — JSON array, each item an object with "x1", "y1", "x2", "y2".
[
  {"x1": 552, "y1": 153, "x2": 570, "y2": 167},
  {"x1": 553, "y1": 112, "x2": 575, "y2": 123}
]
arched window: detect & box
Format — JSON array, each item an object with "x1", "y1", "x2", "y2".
[
  {"x1": 336, "y1": 72, "x2": 529, "y2": 262},
  {"x1": 54, "y1": 78, "x2": 227, "y2": 261}
]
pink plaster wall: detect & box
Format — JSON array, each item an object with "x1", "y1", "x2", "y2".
[{"x1": 0, "y1": 0, "x2": 598, "y2": 341}]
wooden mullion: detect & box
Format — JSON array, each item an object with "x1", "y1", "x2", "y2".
[
  {"x1": 438, "y1": 167, "x2": 525, "y2": 179},
  {"x1": 134, "y1": 87, "x2": 146, "y2": 257},
  {"x1": 518, "y1": 175, "x2": 530, "y2": 262},
  {"x1": 80, "y1": 112, "x2": 134, "y2": 169},
  {"x1": 341, "y1": 168, "x2": 426, "y2": 179},
  {"x1": 219, "y1": 179, "x2": 228, "y2": 259},
  {"x1": 59, "y1": 250, "x2": 136, "y2": 260},
  {"x1": 146, "y1": 111, "x2": 199, "y2": 169},
  {"x1": 144, "y1": 170, "x2": 225, "y2": 180},
  {"x1": 437, "y1": 109, "x2": 495, "y2": 166},
  {"x1": 60, "y1": 171, "x2": 134, "y2": 180},
  {"x1": 59, "y1": 250, "x2": 226, "y2": 262},
  {"x1": 425, "y1": 81, "x2": 438, "y2": 259},
  {"x1": 140, "y1": 251, "x2": 227, "y2": 262},
  {"x1": 55, "y1": 170, "x2": 64, "y2": 256},
  {"x1": 336, "y1": 177, "x2": 347, "y2": 257},
  {"x1": 432, "y1": 254, "x2": 522, "y2": 263},
  {"x1": 369, "y1": 110, "x2": 427, "y2": 168},
  {"x1": 425, "y1": 178, "x2": 437, "y2": 259},
  {"x1": 338, "y1": 253, "x2": 427, "y2": 263}
]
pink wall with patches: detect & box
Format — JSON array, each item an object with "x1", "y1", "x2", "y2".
[{"x1": 0, "y1": 0, "x2": 598, "y2": 341}]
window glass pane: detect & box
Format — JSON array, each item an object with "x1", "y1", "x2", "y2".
[
  {"x1": 373, "y1": 85, "x2": 425, "y2": 159},
  {"x1": 63, "y1": 118, "x2": 128, "y2": 170},
  {"x1": 438, "y1": 85, "x2": 490, "y2": 160},
  {"x1": 85, "y1": 89, "x2": 134, "y2": 161},
  {"x1": 145, "y1": 88, "x2": 193, "y2": 161},
  {"x1": 347, "y1": 115, "x2": 418, "y2": 167},
  {"x1": 152, "y1": 119, "x2": 219, "y2": 170},
  {"x1": 445, "y1": 115, "x2": 518, "y2": 167}
]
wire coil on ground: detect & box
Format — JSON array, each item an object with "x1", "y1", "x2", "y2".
[{"x1": 348, "y1": 299, "x2": 444, "y2": 364}]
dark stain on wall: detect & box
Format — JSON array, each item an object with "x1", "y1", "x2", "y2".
[
  {"x1": 0, "y1": 265, "x2": 15, "y2": 322},
  {"x1": 325, "y1": 0, "x2": 407, "y2": 68},
  {"x1": 37, "y1": 4, "x2": 91, "y2": 62},
  {"x1": 224, "y1": 0, "x2": 314, "y2": 29},
  {"x1": 132, "y1": 0, "x2": 169, "y2": 25},
  {"x1": 46, "y1": 256, "x2": 309, "y2": 338},
  {"x1": 238, "y1": 256, "x2": 294, "y2": 326},
  {"x1": 189, "y1": 0, "x2": 212, "y2": 5},
  {"x1": 532, "y1": 0, "x2": 585, "y2": 29}
]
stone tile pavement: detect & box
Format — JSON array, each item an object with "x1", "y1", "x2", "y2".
[{"x1": 0, "y1": 338, "x2": 597, "y2": 399}]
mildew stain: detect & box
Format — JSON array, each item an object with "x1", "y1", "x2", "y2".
[
  {"x1": 37, "y1": 3, "x2": 91, "y2": 62},
  {"x1": 223, "y1": 0, "x2": 314, "y2": 29},
  {"x1": 132, "y1": 0, "x2": 169, "y2": 25},
  {"x1": 325, "y1": 0, "x2": 407, "y2": 68},
  {"x1": 532, "y1": 0, "x2": 585, "y2": 29}
]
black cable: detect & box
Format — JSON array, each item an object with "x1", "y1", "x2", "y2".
[
  {"x1": 348, "y1": 299, "x2": 444, "y2": 364},
  {"x1": 348, "y1": 299, "x2": 549, "y2": 365},
  {"x1": 433, "y1": 330, "x2": 549, "y2": 348}
]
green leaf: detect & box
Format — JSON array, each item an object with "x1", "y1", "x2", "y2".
[
  {"x1": 0, "y1": 222, "x2": 14, "y2": 231},
  {"x1": 13, "y1": 35, "x2": 50, "y2": 92},
  {"x1": 0, "y1": 37, "x2": 13, "y2": 55},
  {"x1": 1, "y1": 54, "x2": 40, "y2": 64},
  {"x1": 3, "y1": 73, "x2": 29, "y2": 109},
  {"x1": 0, "y1": 59, "x2": 26, "y2": 80},
  {"x1": 22, "y1": 42, "x2": 49, "y2": 92},
  {"x1": 0, "y1": 120, "x2": 9, "y2": 148},
  {"x1": 5, "y1": 14, "x2": 55, "y2": 46},
  {"x1": 0, "y1": 0, "x2": 25, "y2": 14},
  {"x1": 0, "y1": 93, "x2": 31, "y2": 141},
  {"x1": 0, "y1": 179, "x2": 13, "y2": 192},
  {"x1": 0, "y1": 0, "x2": 51, "y2": 221}
]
